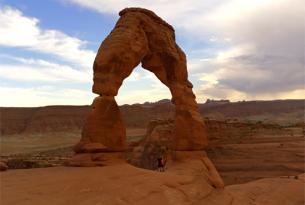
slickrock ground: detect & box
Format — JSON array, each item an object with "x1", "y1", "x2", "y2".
[{"x1": 1, "y1": 160, "x2": 304, "y2": 205}]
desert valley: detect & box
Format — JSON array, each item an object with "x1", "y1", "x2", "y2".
[{"x1": 1, "y1": 99, "x2": 304, "y2": 204}]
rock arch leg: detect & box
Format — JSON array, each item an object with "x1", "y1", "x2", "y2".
[
  {"x1": 74, "y1": 96, "x2": 126, "y2": 153},
  {"x1": 142, "y1": 49, "x2": 208, "y2": 151},
  {"x1": 170, "y1": 82, "x2": 208, "y2": 150},
  {"x1": 74, "y1": 14, "x2": 149, "y2": 156}
]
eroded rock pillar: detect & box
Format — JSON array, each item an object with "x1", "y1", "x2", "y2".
[
  {"x1": 74, "y1": 96, "x2": 126, "y2": 153},
  {"x1": 70, "y1": 96, "x2": 126, "y2": 166},
  {"x1": 170, "y1": 82, "x2": 208, "y2": 151}
]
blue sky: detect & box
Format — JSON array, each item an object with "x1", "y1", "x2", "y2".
[{"x1": 0, "y1": 0, "x2": 304, "y2": 106}]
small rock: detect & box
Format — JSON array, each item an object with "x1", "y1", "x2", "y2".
[{"x1": 0, "y1": 161, "x2": 8, "y2": 171}]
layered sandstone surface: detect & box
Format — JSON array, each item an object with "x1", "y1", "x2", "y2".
[{"x1": 1, "y1": 162, "x2": 304, "y2": 205}]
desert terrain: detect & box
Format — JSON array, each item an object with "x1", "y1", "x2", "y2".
[
  {"x1": 0, "y1": 100, "x2": 305, "y2": 184},
  {"x1": 1, "y1": 161, "x2": 304, "y2": 205},
  {"x1": 1, "y1": 99, "x2": 304, "y2": 204}
]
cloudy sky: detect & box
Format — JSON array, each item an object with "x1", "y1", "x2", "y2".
[{"x1": 0, "y1": 0, "x2": 304, "y2": 107}]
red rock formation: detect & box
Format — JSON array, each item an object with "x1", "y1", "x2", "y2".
[
  {"x1": 75, "y1": 96, "x2": 126, "y2": 153},
  {"x1": 73, "y1": 8, "x2": 207, "y2": 160},
  {"x1": 128, "y1": 119, "x2": 224, "y2": 188},
  {"x1": 0, "y1": 161, "x2": 8, "y2": 171}
]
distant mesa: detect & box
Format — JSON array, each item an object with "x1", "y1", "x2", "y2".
[
  {"x1": 205, "y1": 99, "x2": 230, "y2": 105},
  {"x1": 155, "y1": 99, "x2": 172, "y2": 104},
  {"x1": 1, "y1": 99, "x2": 303, "y2": 136}
]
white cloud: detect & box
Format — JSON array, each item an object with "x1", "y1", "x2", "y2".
[
  {"x1": 196, "y1": 85, "x2": 305, "y2": 102},
  {"x1": 64, "y1": 0, "x2": 220, "y2": 23},
  {"x1": 116, "y1": 88, "x2": 170, "y2": 105},
  {"x1": 0, "y1": 86, "x2": 95, "y2": 107},
  {"x1": 124, "y1": 69, "x2": 141, "y2": 82},
  {"x1": 117, "y1": 68, "x2": 171, "y2": 104},
  {"x1": 0, "y1": 55, "x2": 92, "y2": 83},
  {"x1": 197, "y1": 0, "x2": 304, "y2": 98},
  {"x1": 0, "y1": 6, "x2": 97, "y2": 106},
  {"x1": 0, "y1": 6, "x2": 95, "y2": 69},
  {"x1": 117, "y1": 85, "x2": 170, "y2": 105}
]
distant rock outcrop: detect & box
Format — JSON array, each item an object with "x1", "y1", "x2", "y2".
[
  {"x1": 1, "y1": 100, "x2": 303, "y2": 136},
  {"x1": 205, "y1": 99, "x2": 230, "y2": 105},
  {"x1": 128, "y1": 118, "x2": 225, "y2": 188},
  {"x1": 0, "y1": 106, "x2": 88, "y2": 135},
  {"x1": 128, "y1": 119, "x2": 174, "y2": 170}
]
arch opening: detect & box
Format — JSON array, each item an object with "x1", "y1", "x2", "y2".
[{"x1": 116, "y1": 65, "x2": 171, "y2": 105}]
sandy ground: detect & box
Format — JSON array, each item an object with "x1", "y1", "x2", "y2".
[
  {"x1": 0, "y1": 128, "x2": 146, "y2": 155},
  {"x1": 1, "y1": 160, "x2": 304, "y2": 205},
  {"x1": 1, "y1": 126, "x2": 304, "y2": 204},
  {"x1": 1, "y1": 127, "x2": 304, "y2": 185}
]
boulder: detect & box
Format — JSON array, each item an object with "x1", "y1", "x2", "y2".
[{"x1": 0, "y1": 161, "x2": 8, "y2": 171}]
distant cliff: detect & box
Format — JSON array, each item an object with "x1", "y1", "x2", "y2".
[
  {"x1": 1, "y1": 99, "x2": 304, "y2": 135},
  {"x1": 1, "y1": 106, "x2": 89, "y2": 135}
]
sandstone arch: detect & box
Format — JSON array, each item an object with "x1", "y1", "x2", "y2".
[{"x1": 73, "y1": 8, "x2": 208, "y2": 163}]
